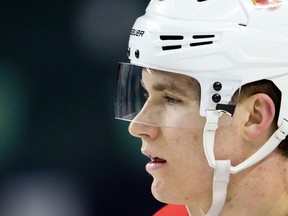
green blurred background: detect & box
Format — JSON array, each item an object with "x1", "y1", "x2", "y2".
[{"x1": 0, "y1": 0, "x2": 163, "y2": 215}]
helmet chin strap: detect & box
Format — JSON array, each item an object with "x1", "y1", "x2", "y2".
[{"x1": 194, "y1": 110, "x2": 288, "y2": 216}]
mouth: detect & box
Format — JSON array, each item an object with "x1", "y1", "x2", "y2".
[
  {"x1": 149, "y1": 155, "x2": 167, "y2": 164},
  {"x1": 145, "y1": 155, "x2": 167, "y2": 171},
  {"x1": 141, "y1": 149, "x2": 168, "y2": 171}
]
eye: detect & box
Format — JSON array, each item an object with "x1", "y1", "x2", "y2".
[{"x1": 163, "y1": 95, "x2": 183, "y2": 104}]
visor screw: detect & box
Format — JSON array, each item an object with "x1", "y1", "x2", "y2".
[
  {"x1": 212, "y1": 94, "x2": 221, "y2": 103},
  {"x1": 213, "y1": 82, "x2": 222, "y2": 91},
  {"x1": 127, "y1": 47, "x2": 130, "y2": 57},
  {"x1": 135, "y1": 50, "x2": 140, "y2": 58}
]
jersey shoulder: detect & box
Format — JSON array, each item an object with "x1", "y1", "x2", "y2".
[{"x1": 153, "y1": 204, "x2": 189, "y2": 216}]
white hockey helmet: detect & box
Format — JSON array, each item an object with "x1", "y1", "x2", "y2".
[{"x1": 115, "y1": 0, "x2": 288, "y2": 128}]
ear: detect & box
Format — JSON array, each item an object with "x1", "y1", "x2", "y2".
[{"x1": 243, "y1": 93, "x2": 275, "y2": 142}]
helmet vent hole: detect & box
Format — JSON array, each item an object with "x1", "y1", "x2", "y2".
[
  {"x1": 193, "y1": 35, "x2": 215, "y2": 39},
  {"x1": 239, "y1": 23, "x2": 247, "y2": 27},
  {"x1": 190, "y1": 34, "x2": 215, "y2": 47},
  {"x1": 160, "y1": 35, "x2": 184, "y2": 51},
  {"x1": 190, "y1": 41, "x2": 213, "y2": 47},
  {"x1": 162, "y1": 45, "x2": 182, "y2": 51},
  {"x1": 197, "y1": 0, "x2": 208, "y2": 2},
  {"x1": 160, "y1": 35, "x2": 184, "y2": 40}
]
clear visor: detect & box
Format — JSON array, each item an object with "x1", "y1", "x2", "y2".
[{"x1": 115, "y1": 63, "x2": 240, "y2": 128}]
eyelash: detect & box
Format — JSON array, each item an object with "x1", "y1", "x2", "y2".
[
  {"x1": 143, "y1": 92, "x2": 183, "y2": 105},
  {"x1": 163, "y1": 95, "x2": 183, "y2": 104}
]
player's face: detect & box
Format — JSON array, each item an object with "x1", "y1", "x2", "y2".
[{"x1": 128, "y1": 69, "x2": 213, "y2": 204}]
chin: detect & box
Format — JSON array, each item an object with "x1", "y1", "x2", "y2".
[
  {"x1": 151, "y1": 178, "x2": 169, "y2": 203},
  {"x1": 150, "y1": 178, "x2": 185, "y2": 205}
]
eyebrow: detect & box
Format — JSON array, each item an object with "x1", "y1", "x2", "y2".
[
  {"x1": 153, "y1": 83, "x2": 188, "y2": 96},
  {"x1": 141, "y1": 79, "x2": 187, "y2": 97}
]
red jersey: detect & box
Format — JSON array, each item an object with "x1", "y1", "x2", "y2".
[{"x1": 154, "y1": 204, "x2": 189, "y2": 216}]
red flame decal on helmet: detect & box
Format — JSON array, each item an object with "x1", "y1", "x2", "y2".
[{"x1": 252, "y1": 0, "x2": 282, "y2": 10}]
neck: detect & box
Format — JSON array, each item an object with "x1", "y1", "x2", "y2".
[{"x1": 187, "y1": 151, "x2": 288, "y2": 216}]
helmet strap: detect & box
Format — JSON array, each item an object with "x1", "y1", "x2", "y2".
[
  {"x1": 201, "y1": 110, "x2": 231, "y2": 216},
  {"x1": 206, "y1": 160, "x2": 230, "y2": 216}
]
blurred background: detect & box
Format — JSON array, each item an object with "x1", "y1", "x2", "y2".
[{"x1": 0, "y1": 0, "x2": 164, "y2": 215}]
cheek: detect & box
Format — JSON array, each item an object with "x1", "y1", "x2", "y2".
[
  {"x1": 214, "y1": 126, "x2": 245, "y2": 165},
  {"x1": 164, "y1": 129, "x2": 203, "y2": 162},
  {"x1": 175, "y1": 129, "x2": 205, "y2": 160},
  {"x1": 167, "y1": 128, "x2": 207, "y2": 167},
  {"x1": 152, "y1": 129, "x2": 213, "y2": 203}
]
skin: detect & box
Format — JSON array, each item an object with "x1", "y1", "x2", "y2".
[{"x1": 128, "y1": 69, "x2": 288, "y2": 215}]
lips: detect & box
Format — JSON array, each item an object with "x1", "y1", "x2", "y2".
[
  {"x1": 149, "y1": 156, "x2": 167, "y2": 164},
  {"x1": 142, "y1": 150, "x2": 168, "y2": 172},
  {"x1": 146, "y1": 156, "x2": 167, "y2": 171}
]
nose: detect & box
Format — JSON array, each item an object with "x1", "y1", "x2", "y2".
[
  {"x1": 128, "y1": 98, "x2": 161, "y2": 140},
  {"x1": 128, "y1": 120, "x2": 160, "y2": 140}
]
